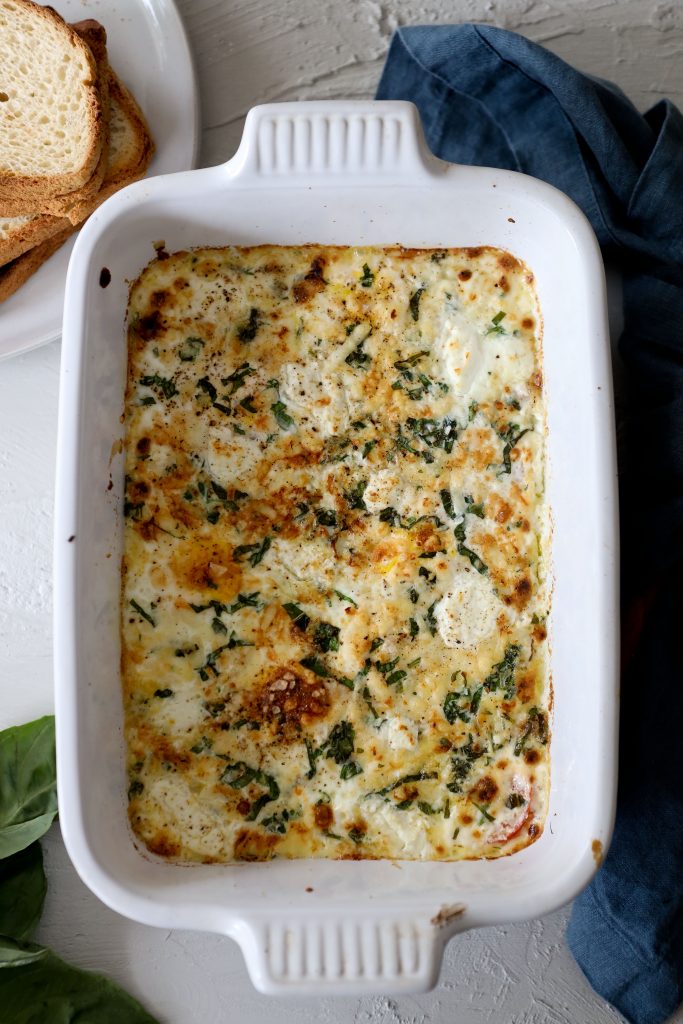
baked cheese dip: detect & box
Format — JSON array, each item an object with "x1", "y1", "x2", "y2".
[{"x1": 122, "y1": 244, "x2": 550, "y2": 863}]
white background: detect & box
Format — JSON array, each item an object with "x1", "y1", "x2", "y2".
[{"x1": 2, "y1": 0, "x2": 682, "y2": 1021}]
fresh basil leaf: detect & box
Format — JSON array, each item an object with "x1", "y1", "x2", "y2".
[
  {"x1": 0, "y1": 842, "x2": 45, "y2": 940},
  {"x1": 0, "y1": 935, "x2": 47, "y2": 968},
  {"x1": 0, "y1": 950, "x2": 159, "y2": 1021},
  {"x1": 0, "y1": 718, "x2": 56, "y2": 858}
]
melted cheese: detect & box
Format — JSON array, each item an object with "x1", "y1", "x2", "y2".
[{"x1": 121, "y1": 244, "x2": 550, "y2": 864}]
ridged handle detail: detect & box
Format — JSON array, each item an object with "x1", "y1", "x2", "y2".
[{"x1": 229, "y1": 101, "x2": 437, "y2": 181}]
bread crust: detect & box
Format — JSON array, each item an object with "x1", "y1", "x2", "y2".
[
  {"x1": 0, "y1": 224, "x2": 74, "y2": 303},
  {"x1": 0, "y1": 0, "x2": 104, "y2": 210},
  {"x1": 0, "y1": 211, "x2": 69, "y2": 264}
]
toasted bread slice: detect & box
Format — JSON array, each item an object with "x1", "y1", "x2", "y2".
[
  {"x1": 0, "y1": 18, "x2": 111, "y2": 220},
  {"x1": 0, "y1": 0, "x2": 104, "y2": 211},
  {"x1": 0, "y1": 224, "x2": 74, "y2": 303},
  {"x1": 0, "y1": 67, "x2": 154, "y2": 265}
]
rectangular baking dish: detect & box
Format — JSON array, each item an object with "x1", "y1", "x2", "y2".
[{"x1": 54, "y1": 101, "x2": 619, "y2": 996}]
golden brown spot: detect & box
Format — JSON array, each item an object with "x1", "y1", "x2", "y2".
[
  {"x1": 527, "y1": 822, "x2": 540, "y2": 839},
  {"x1": 524, "y1": 749, "x2": 541, "y2": 765},
  {"x1": 136, "y1": 437, "x2": 151, "y2": 458},
  {"x1": 463, "y1": 246, "x2": 483, "y2": 258},
  {"x1": 292, "y1": 256, "x2": 327, "y2": 303},
  {"x1": 149, "y1": 735, "x2": 190, "y2": 769},
  {"x1": 236, "y1": 799, "x2": 251, "y2": 815},
  {"x1": 458, "y1": 269, "x2": 472, "y2": 281},
  {"x1": 532, "y1": 622, "x2": 548, "y2": 643},
  {"x1": 314, "y1": 803, "x2": 334, "y2": 830},
  {"x1": 258, "y1": 668, "x2": 330, "y2": 727},
  {"x1": 277, "y1": 326, "x2": 289, "y2": 338},
  {"x1": 592, "y1": 839, "x2": 604, "y2": 867},
  {"x1": 531, "y1": 371, "x2": 543, "y2": 390},
  {"x1": 134, "y1": 309, "x2": 164, "y2": 341},
  {"x1": 522, "y1": 317, "x2": 534, "y2": 329},
  {"x1": 390, "y1": 308, "x2": 397, "y2": 319},
  {"x1": 170, "y1": 537, "x2": 243, "y2": 599},
  {"x1": 510, "y1": 575, "x2": 532, "y2": 610},
  {"x1": 496, "y1": 275, "x2": 509, "y2": 292},
  {"x1": 459, "y1": 813, "x2": 474, "y2": 825},
  {"x1": 234, "y1": 829, "x2": 279, "y2": 861},
  {"x1": 146, "y1": 833, "x2": 180, "y2": 858},
  {"x1": 497, "y1": 253, "x2": 519, "y2": 271},
  {"x1": 516, "y1": 673, "x2": 536, "y2": 704},
  {"x1": 150, "y1": 289, "x2": 169, "y2": 308},
  {"x1": 173, "y1": 277, "x2": 188, "y2": 290},
  {"x1": 496, "y1": 759, "x2": 509, "y2": 771},
  {"x1": 472, "y1": 775, "x2": 498, "y2": 803}
]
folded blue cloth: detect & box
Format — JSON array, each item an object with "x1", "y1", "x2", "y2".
[{"x1": 378, "y1": 25, "x2": 683, "y2": 1024}]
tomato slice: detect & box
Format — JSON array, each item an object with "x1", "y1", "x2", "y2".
[{"x1": 487, "y1": 776, "x2": 532, "y2": 845}]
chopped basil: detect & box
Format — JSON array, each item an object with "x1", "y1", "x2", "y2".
[
  {"x1": 221, "y1": 761, "x2": 279, "y2": 821},
  {"x1": 179, "y1": 336, "x2": 204, "y2": 361},
  {"x1": 240, "y1": 395, "x2": 257, "y2": 413},
  {"x1": 409, "y1": 287, "x2": 425, "y2": 321},
  {"x1": 334, "y1": 589, "x2": 358, "y2": 608},
  {"x1": 506, "y1": 793, "x2": 527, "y2": 809},
  {"x1": 361, "y1": 685, "x2": 379, "y2": 719},
  {"x1": 283, "y1": 602, "x2": 310, "y2": 631},
  {"x1": 153, "y1": 688, "x2": 173, "y2": 698},
  {"x1": 299, "y1": 655, "x2": 331, "y2": 678},
  {"x1": 347, "y1": 826, "x2": 365, "y2": 843},
  {"x1": 313, "y1": 622, "x2": 341, "y2": 653},
  {"x1": 484, "y1": 645, "x2": 520, "y2": 699},
  {"x1": 314, "y1": 507, "x2": 338, "y2": 528},
  {"x1": 129, "y1": 599, "x2": 155, "y2": 627},
  {"x1": 271, "y1": 400, "x2": 294, "y2": 430},
  {"x1": 409, "y1": 587, "x2": 419, "y2": 604},
  {"x1": 424, "y1": 601, "x2": 438, "y2": 636},
  {"x1": 222, "y1": 362, "x2": 256, "y2": 393},
  {"x1": 362, "y1": 440, "x2": 377, "y2": 459},
  {"x1": 394, "y1": 350, "x2": 429, "y2": 371},
  {"x1": 498, "y1": 424, "x2": 531, "y2": 475},
  {"x1": 454, "y1": 520, "x2": 488, "y2": 575},
  {"x1": 227, "y1": 592, "x2": 262, "y2": 613},
  {"x1": 340, "y1": 761, "x2": 363, "y2": 780},
  {"x1": 190, "y1": 736, "x2": 213, "y2": 754},
  {"x1": 440, "y1": 488, "x2": 456, "y2": 520},
  {"x1": 372, "y1": 770, "x2": 438, "y2": 798},
  {"x1": 471, "y1": 800, "x2": 495, "y2": 822},
  {"x1": 486, "y1": 310, "x2": 507, "y2": 335},
  {"x1": 345, "y1": 340, "x2": 371, "y2": 370},
  {"x1": 409, "y1": 618, "x2": 419, "y2": 638},
  {"x1": 196, "y1": 376, "x2": 217, "y2": 402},
  {"x1": 232, "y1": 536, "x2": 271, "y2": 567},
  {"x1": 139, "y1": 374, "x2": 177, "y2": 399},
  {"x1": 418, "y1": 566, "x2": 436, "y2": 585},
  {"x1": 369, "y1": 637, "x2": 384, "y2": 653},
  {"x1": 359, "y1": 263, "x2": 374, "y2": 287},
  {"x1": 343, "y1": 479, "x2": 367, "y2": 511},
  {"x1": 236, "y1": 307, "x2": 260, "y2": 342},
  {"x1": 212, "y1": 617, "x2": 227, "y2": 635},
  {"x1": 326, "y1": 720, "x2": 355, "y2": 764},
  {"x1": 464, "y1": 494, "x2": 485, "y2": 518}
]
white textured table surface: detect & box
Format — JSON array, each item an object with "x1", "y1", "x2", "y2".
[{"x1": 2, "y1": 1, "x2": 683, "y2": 1021}]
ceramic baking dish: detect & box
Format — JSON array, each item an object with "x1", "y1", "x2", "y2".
[{"x1": 54, "y1": 101, "x2": 619, "y2": 995}]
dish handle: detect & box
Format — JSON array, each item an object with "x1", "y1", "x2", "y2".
[
  {"x1": 233, "y1": 907, "x2": 467, "y2": 994},
  {"x1": 226, "y1": 101, "x2": 443, "y2": 184}
]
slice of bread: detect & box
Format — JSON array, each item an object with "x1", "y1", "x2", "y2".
[
  {"x1": 0, "y1": 223, "x2": 74, "y2": 303},
  {"x1": 0, "y1": 65, "x2": 154, "y2": 297},
  {"x1": 0, "y1": 0, "x2": 104, "y2": 211}
]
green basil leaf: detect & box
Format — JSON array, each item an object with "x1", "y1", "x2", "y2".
[
  {"x1": 0, "y1": 842, "x2": 46, "y2": 940},
  {"x1": 0, "y1": 935, "x2": 47, "y2": 968},
  {"x1": 0, "y1": 717, "x2": 57, "y2": 858},
  {"x1": 0, "y1": 950, "x2": 159, "y2": 1021}
]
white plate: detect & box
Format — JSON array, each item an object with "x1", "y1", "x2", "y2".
[{"x1": 0, "y1": 0, "x2": 198, "y2": 362}]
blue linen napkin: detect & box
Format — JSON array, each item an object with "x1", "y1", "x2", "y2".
[{"x1": 377, "y1": 24, "x2": 683, "y2": 1024}]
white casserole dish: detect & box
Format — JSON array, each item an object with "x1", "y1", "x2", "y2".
[{"x1": 54, "y1": 101, "x2": 619, "y2": 996}]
